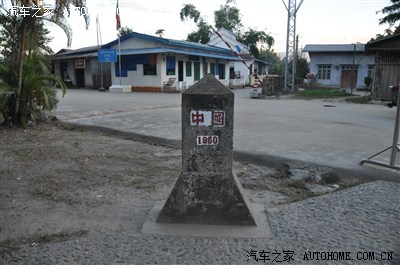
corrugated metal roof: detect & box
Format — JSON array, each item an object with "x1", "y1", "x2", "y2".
[
  {"x1": 303, "y1": 44, "x2": 365, "y2": 53},
  {"x1": 55, "y1": 45, "x2": 99, "y2": 56},
  {"x1": 254, "y1": 58, "x2": 271, "y2": 65},
  {"x1": 238, "y1": 53, "x2": 253, "y2": 60},
  {"x1": 365, "y1": 34, "x2": 400, "y2": 53},
  {"x1": 102, "y1": 31, "x2": 232, "y2": 55},
  {"x1": 119, "y1": 47, "x2": 240, "y2": 60},
  {"x1": 55, "y1": 47, "x2": 240, "y2": 61},
  {"x1": 56, "y1": 52, "x2": 97, "y2": 60}
]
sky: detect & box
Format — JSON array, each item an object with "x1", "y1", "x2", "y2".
[{"x1": 43, "y1": 0, "x2": 393, "y2": 54}]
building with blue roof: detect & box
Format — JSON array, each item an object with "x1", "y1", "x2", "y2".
[{"x1": 53, "y1": 31, "x2": 241, "y2": 91}]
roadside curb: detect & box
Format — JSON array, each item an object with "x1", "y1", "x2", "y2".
[{"x1": 58, "y1": 120, "x2": 400, "y2": 183}]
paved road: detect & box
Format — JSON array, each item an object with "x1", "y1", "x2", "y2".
[
  {"x1": 2, "y1": 88, "x2": 399, "y2": 265},
  {"x1": 55, "y1": 88, "x2": 399, "y2": 180}
]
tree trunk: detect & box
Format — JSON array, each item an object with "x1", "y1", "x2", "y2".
[{"x1": 14, "y1": 20, "x2": 27, "y2": 124}]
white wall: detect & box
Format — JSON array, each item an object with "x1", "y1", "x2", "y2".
[
  {"x1": 117, "y1": 37, "x2": 156, "y2": 50},
  {"x1": 108, "y1": 36, "x2": 233, "y2": 88},
  {"x1": 84, "y1": 58, "x2": 94, "y2": 87},
  {"x1": 309, "y1": 53, "x2": 374, "y2": 88}
]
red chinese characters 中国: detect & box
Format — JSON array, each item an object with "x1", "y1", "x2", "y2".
[{"x1": 212, "y1": 111, "x2": 225, "y2": 127}]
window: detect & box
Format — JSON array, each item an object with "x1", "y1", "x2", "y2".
[
  {"x1": 186, "y1": 61, "x2": 192, "y2": 77},
  {"x1": 368, "y1": 65, "x2": 374, "y2": 77},
  {"x1": 341, "y1": 65, "x2": 358, "y2": 70},
  {"x1": 143, "y1": 64, "x2": 156, "y2": 75},
  {"x1": 115, "y1": 54, "x2": 153, "y2": 77},
  {"x1": 317, "y1": 65, "x2": 331, "y2": 79},
  {"x1": 166, "y1": 56, "x2": 176, "y2": 75}
]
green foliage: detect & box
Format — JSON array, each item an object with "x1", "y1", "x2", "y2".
[
  {"x1": 237, "y1": 29, "x2": 274, "y2": 59},
  {"x1": 179, "y1": 1, "x2": 275, "y2": 54},
  {"x1": 0, "y1": 14, "x2": 53, "y2": 64},
  {"x1": 0, "y1": 53, "x2": 67, "y2": 126},
  {"x1": 214, "y1": 0, "x2": 242, "y2": 33},
  {"x1": 0, "y1": 0, "x2": 89, "y2": 126},
  {"x1": 378, "y1": 0, "x2": 400, "y2": 26},
  {"x1": 186, "y1": 20, "x2": 211, "y2": 44},
  {"x1": 180, "y1": 4, "x2": 201, "y2": 23},
  {"x1": 180, "y1": 4, "x2": 210, "y2": 44},
  {"x1": 304, "y1": 79, "x2": 320, "y2": 90},
  {"x1": 364, "y1": 76, "x2": 373, "y2": 90},
  {"x1": 155, "y1": 29, "x2": 165, "y2": 38},
  {"x1": 296, "y1": 58, "x2": 310, "y2": 80},
  {"x1": 297, "y1": 89, "x2": 351, "y2": 99},
  {"x1": 118, "y1": 26, "x2": 133, "y2": 37},
  {"x1": 259, "y1": 49, "x2": 283, "y2": 75},
  {"x1": 373, "y1": 0, "x2": 400, "y2": 39}
]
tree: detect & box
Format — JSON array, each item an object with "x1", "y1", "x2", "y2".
[
  {"x1": 0, "y1": 0, "x2": 89, "y2": 126},
  {"x1": 259, "y1": 49, "x2": 283, "y2": 75},
  {"x1": 155, "y1": 29, "x2": 165, "y2": 38},
  {"x1": 295, "y1": 57, "x2": 310, "y2": 85},
  {"x1": 214, "y1": 0, "x2": 242, "y2": 33},
  {"x1": 0, "y1": 13, "x2": 52, "y2": 63},
  {"x1": 179, "y1": 1, "x2": 274, "y2": 52},
  {"x1": 180, "y1": 4, "x2": 210, "y2": 44},
  {"x1": 118, "y1": 26, "x2": 133, "y2": 37},
  {"x1": 378, "y1": 0, "x2": 400, "y2": 34},
  {"x1": 186, "y1": 19, "x2": 211, "y2": 44},
  {"x1": 180, "y1": 1, "x2": 242, "y2": 43},
  {"x1": 237, "y1": 29, "x2": 274, "y2": 59},
  {"x1": 0, "y1": 52, "x2": 67, "y2": 125}
]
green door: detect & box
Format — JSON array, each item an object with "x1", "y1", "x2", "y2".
[
  {"x1": 194, "y1": 62, "x2": 200, "y2": 81},
  {"x1": 178, "y1": 61, "x2": 184, "y2": 82}
]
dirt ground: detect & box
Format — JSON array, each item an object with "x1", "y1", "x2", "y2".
[{"x1": 0, "y1": 122, "x2": 362, "y2": 254}]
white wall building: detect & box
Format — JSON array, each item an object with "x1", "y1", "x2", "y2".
[
  {"x1": 303, "y1": 44, "x2": 375, "y2": 89},
  {"x1": 54, "y1": 31, "x2": 240, "y2": 92}
]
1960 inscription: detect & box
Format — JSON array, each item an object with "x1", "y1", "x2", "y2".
[{"x1": 196, "y1": 135, "x2": 219, "y2": 146}]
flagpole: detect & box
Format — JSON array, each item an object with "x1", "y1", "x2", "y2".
[
  {"x1": 97, "y1": 14, "x2": 105, "y2": 92},
  {"x1": 118, "y1": 34, "x2": 121, "y2": 85},
  {"x1": 116, "y1": 0, "x2": 122, "y2": 85}
]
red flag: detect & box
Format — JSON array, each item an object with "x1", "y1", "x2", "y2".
[{"x1": 116, "y1": 0, "x2": 121, "y2": 30}]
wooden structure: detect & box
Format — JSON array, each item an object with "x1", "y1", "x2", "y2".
[{"x1": 365, "y1": 34, "x2": 400, "y2": 100}]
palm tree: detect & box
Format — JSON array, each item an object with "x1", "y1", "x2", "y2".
[
  {"x1": 155, "y1": 29, "x2": 164, "y2": 38},
  {"x1": 0, "y1": 53, "x2": 67, "y2": 125},
  {"x1": 0, "y1": 0, "x2": 89, "y2": 125}
]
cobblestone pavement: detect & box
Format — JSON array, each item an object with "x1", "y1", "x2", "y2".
[{"x1": 1, "y1": 180, "x2": 398, "y2": 265}]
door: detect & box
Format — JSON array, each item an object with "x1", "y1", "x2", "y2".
[
  {"x1": 340, "y1": 65, "x2": 358, "y2": 89},
  {"x1": 229, "y1": 67, "x2": 235, "y2": 79},
  {"x1": 194, "y1": 62, "x2": 200, "y2": 81},
  {"x1": 75, "y1": 69, "x2": 85, "y2": 87},
  {"x1": 178, "y1": 61, "x2": 184, "y2": 82}
]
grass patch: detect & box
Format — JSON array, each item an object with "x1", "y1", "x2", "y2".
[{"x1": 297, "y1": 89, "x2": 352, "y2": 99}]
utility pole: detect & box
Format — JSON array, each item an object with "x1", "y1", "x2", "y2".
[
  {"x1": 351, "y1": 43, "x2": 356, "y2": 95},
  {"x1": 282, "y1": 0, "x2": 304, "y2": 93}
]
